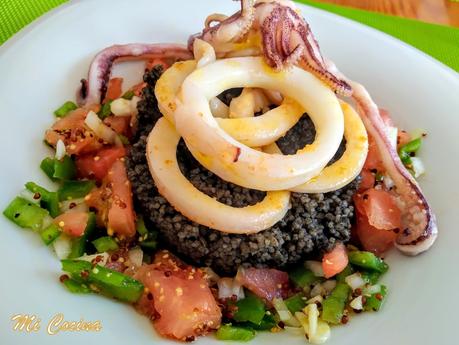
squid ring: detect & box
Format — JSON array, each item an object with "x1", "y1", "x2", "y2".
[
  {"x1": 173, "y1": 56, "x2": 344, "y2": 191},
  {"x1": 146, "y1": 117, "x2": 291, "y2": 234}
]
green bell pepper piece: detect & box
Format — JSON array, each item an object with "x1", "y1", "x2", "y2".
[
  {"x1": 92, "y1": 236, "x2": 119, "y2": 253},
  {"x1": 348, "y1": 251, "x2": 389, "y2": 273},
  {"x1": 398, "y1": 137, "x2": 422, "y2": 166},
  {"x1": 216, "y1": 324, "x2": 256, "y2": 342},
  {"x1": 3, "y1": 197, "x2": 49, "y2": 231},
  {"x1": 364, "y1": 285, "x2": 388, "y2": 312},
  {"x1": 40, "y1": 223, "x2": 61, "y2": 245},
  {"x1": 136, "y1": 217, "x2": 148, "y2": 236},
  {"x1": 289, "y1": 266, "x2": 320, "y2": 288},
  {"x1": 122, "y1": 90, "x2": 135, "y2": 100},
  {"x1": 361, "y1": 270, "x2": 382, "y2": 285},
  {"x1": 63, "y1": 278, "x2": 91, "y2": 294},
  {"x1": 233, "y1": 294, "x2": 266, "y2": 325},
  {"x1": 98, "y1": 100, "x2": 112, "y2": 119},
  {"x1": 54, "y1": 101, "x2": 78, "y2": 117},
  {"x1": 58, "y1": 180, "x2": 95, "y2": 201},
  {"x1": 284, "y1": 293, "x2": 307, "y2": 314},
  {"x1": 40, "y1": 157, "x2": 57, "y2": 181},
  {"x1": 61, "y1": 259, "x2": 144, "y2": 303},
  {"x1": 321, "y1": 282, "x2": 351, "y2": 324},
  {"x1": 40, "y1": 156, "x2": 76, "y2": 181},
  {"x1": 25, "y1": 182, "x2": 60, "y2": 217}
]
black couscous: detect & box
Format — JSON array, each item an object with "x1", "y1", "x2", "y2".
[{"x1": 127, "y1": 67, "x2": 359, "y2": 274}]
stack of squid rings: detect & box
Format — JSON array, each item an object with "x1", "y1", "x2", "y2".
[{"x1": 146, "y1": 40, "x2": 368, "y2": 235}]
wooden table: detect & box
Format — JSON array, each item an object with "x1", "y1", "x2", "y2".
[{"x1": 316, "y1": 0, "x2": 459, "y2": 27}]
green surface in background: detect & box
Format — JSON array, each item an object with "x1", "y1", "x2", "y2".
[{"x1": 1, "y1": 0, "x2": 458, "y2": 72}]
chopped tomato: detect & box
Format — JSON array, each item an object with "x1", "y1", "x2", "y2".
[
  {"x1": 146, "y1": 58, "x2": 169, "y2": 71},
  {"x1": 85, "y1": 159, "x2": 135, "y2": 237},
  {"x1": 354, "y1": 209, "x2": 396, "y2": 256},
  {"x1": 134, "y1": 250, "x2": 221, "y2": 341},
  {"x1": 128, "y1": 81, "x2": 147, "y2": 97},
  {"x1": 103, "y1": 115, "x2": 131, "y2": 138},
  {"x1": 45, "y1": 106, "x2": 103, "y2": 155},
  {"x1": 75, "y1": 146, "x2": 126, "y2": 181},
  {"x1": 54, "y1": 211, "x2": 89, "y2": 237},
  {"x1": 355, "y1": 189, "x2": 401, "y2": 231},
  {"x1": 322, "y1": 243, "x2": 348, "y2": 278},
  {"x1": 236, "y1": 267, "x2": 289, "y2": 302},
  {"x1": 104, "y1": 77, "x2": 123, "y2": 102},
  {"x1": 397, "y1": 130, "x2": 411, "y2": 149},
  {"x1": 359, "y1": 169, "x2": 375, "y2": 191}
]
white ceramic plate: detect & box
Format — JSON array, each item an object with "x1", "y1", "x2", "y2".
[{"x1": 1, "y1": 0, "x2": 458, "y2": 344}]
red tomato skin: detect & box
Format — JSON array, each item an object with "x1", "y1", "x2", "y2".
[
  {"x1": 54, "y1": 211, "x2": 89, "y2": 237},
  {"x1": 359, "y1": 169, "x2": 375, "y2": 191},
  {"x1": 76, "y1": 146, "x2": 126, "y2": 181},
  {"x1": 356, "y1": 189, "x2": 402, "y2": 230},
  {"x1": 104, "y1": 78, "x2": 123, "y2": 102},
  {"x1": 103, "y1": 116, "x2": 131, "y2": 137},
  {"x1": 134, "y1": 251, "x2": 221, "y2": 341},
  {"x1": 322, "y1": 243, "x2": 348, "y2": 278},
  {"x1": 363, "y1": 135, "x2": 384, "y2": 172}
]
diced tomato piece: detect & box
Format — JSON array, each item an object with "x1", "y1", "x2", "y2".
[
  {"x1": 85, "y1": 159, "x2": 135, "y2": 238},
  {"x1": 134, "y1": 251, "x2": 221, "y2": 341},
  {"x1": 354, "y1": 209, "x2": 397, "y2": 256},
  {"x1": 54, "y1": 211, "x2": 89, "y2": 237},
  {"x1": 104, "y1": 78, "x2": 123, "y2": 102},
  {"x1": 76, "y1": 146, "x2": 126, "y2": 181},
  {"x1": 355, "y1": 189, "x2": 401, "y2": 231},
  {"x1": 45, "y1": 106, "x2": 103, "y2": 155},
  {"x1": 322, "y1": 243, "x2": 348, "y2": 278},
  {"x1": 146, "y1": 58, "x2": 169, "y2": 71},
  {"x1": 397, "y1": 130, "x2": 411, "y2": 149},
  {"x1": 359, "y1": 169, "x2": 375, "y2": 191},
  {"x1": 128, "y1": 82, "x2": 147, "y2": 97},
  {"x1": 103, "y1": 116, "x2": 131, "y2": 138},
  {"x1": 236, "y1": 267, "x2": 289, "y2": 302}
]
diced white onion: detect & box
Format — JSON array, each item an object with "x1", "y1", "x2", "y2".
[
  {"x1": 350, "y1": 295, "x2": 363, "y2": 310},
  {"x1": 84, "y1": 110, "x2": 118, "y2": 144},
  {"x1": 55, "y1": 139, "x2": 67, "y2": 160},
  {"x1": 217, "y1": 277, "x2": 245, "y2": 301},
  {"x1": 322, "y1": 280, "x2": 337, "y2": 294},
  {"x1": 41, "y1": 215, "x2": 54, "y2": 230},
  {"x1": 311, "y1": 320, "x2": 331, "y2": 344},
  {"x1": 310, "y1": 283, "x2": 325, "y2": 298},
  {"x1": 411, "y1": 157, "x2": 425, "y2": 178},
  {"x1": 273, "y1": 298, "x2": 301, "y2": 327},
  {"x1": 305, "y1": 261, "x2": 324, "y2": 277},
  {"x1": 53, "y1": 233, "x2": 72, "y2": 259},
  {"x1": 111, "y1": 98, "x2": 132, "y2": 116},
  {"x1": 77, "y1": 252, "x2": 110, "y2": 266},
  {"x1": 307, "y1": 295, "x2": 323, "y2": 305},
  {"x1": 284, "y1": 326, "x2": 303, "y2": 335},
  {"x1": 306, "y1": 303, "x2": 319, "y2": 337},
  {"x1": 128, "y1": 247, "x2": 144, "y2": 267},
  {"x1": 363, "y1": 284, "x2": 381, "y2": 295},
  {"x1": 387, "y1": 126, "x2": 398, "y2": 149},
  {"x1": 345, "y1": 273, "x2": 366, "y2": 290}
]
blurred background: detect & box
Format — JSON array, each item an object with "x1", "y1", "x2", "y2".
[{"x1": 316, "y1": 0, "x2": 459, "y2": 26}]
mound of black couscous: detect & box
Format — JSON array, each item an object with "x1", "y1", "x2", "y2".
[{"x1": 126, "y1": 66, "x2": 359, "y2": 274}]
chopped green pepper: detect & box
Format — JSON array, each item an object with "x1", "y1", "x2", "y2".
[
  {"x1": 216, "y1": 324, "x2": 256, "y2": 342},
  {"x1": 40, "y1": 156, "x2": 77, "y2": 181},
  {"x1": 117, "y1": 134, "x2": 130, "y2": 145},
  {"x1": 321, "y1": 282, "x2": 351, "y2": 324},
  {"x1": 3, "y1": 197, "x2": 49, "y2": 231},
  {"x1": 92, "y1": 236, "x2": 119, "y2": 252},
  {"x1": 398, "y1": 137, "x2": 422, "y2": 166},
  {"x1": 336, "y1": 264, "x2": 354, "y2": 282},
  {"x1": 25, "y1": 182, "x2": 60, "y2": 217},
  {"x1": 98, "y1": 100, "x2": 112, "y2": 119},
  {"x1": 140, "y1": 239, "x2": 157, "y2": 251},
  {"x1": 289, "y1": 266, "x2": 320, "y2": 288},
  {"x1": 54, "y1": 101, "x2": 78, "y2": 117},
  {"x1": 58, "y1": 180, "x2": 95, "y2": 201},
  {"x1": 348, "y1": 251, "x2": 389, "y2": 273},
  {"x1": 284, "y1": 293, "x2": 307, "y2": 314},
  {"x1": 68, "y1": 212, "x2": 96, "y2": 258},
  {"x1": 361, "y1": 270, "x2": 382, "y2": 285},
  {"x1": 40, "y1": 223, "x2": 61, "y2": 245},
  {"x1": 63, "y1": 278, "x2": 91, "y2": 294},
  {"x1": 364, "y1": 285, "x2": 387, "y2": 312},
  {"x1": 136, "y1": 217, "x2": 148, "y2": 236},
  {"x1": 233, "y1": 294, "x2": 266, "y2": 325},
  {"x1": 122, "y1": 90, "x2": 135, "y2": 100},
  {"x1": 61, "y1": 259, "x2": 144, "y2": 303}
]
